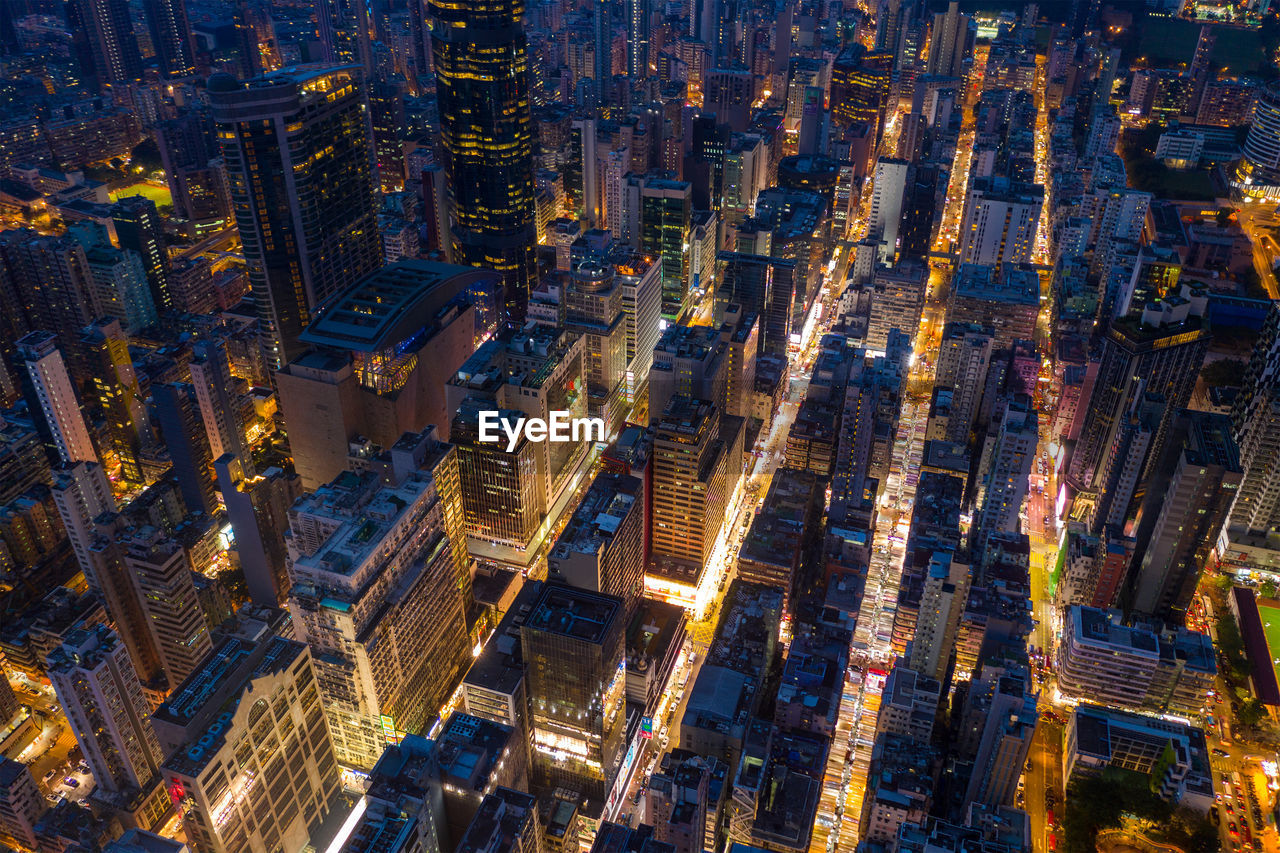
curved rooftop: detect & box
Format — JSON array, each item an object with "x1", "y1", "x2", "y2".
[{"x1": 301, "y1": 260, "x2": 498, "y2": 353}]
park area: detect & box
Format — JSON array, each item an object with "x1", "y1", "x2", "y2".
[{"x1": 108, "y1": 181, "x2": 172, "y2": 208}]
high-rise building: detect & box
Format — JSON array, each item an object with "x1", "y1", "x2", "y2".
[
  {"x1": 447, "y1": 326, "x2": 591, "y2": 565},
  {"x1": 121, "y1": 526, "x2": 214, "y2": 688},
  {"x1": 0, "y1": 231, "x2": 100, "y2": 365},
  {"x1": 208, "y1": 66, "x2": 383, "y2": 370},
  {"x1": 521, "y1": 583, "x2": 626, "y2": 803},
  {"x1": 286, "y1": 429, "x2": 472, "y2": 770},
  {"x1": 926, "y1": 1, "x2": 972, "y2": 78},
  {"x1": 1232, "y1": 80, "x2": 1280, "y2": 199},
  {"x1": 626, "y1": 0, "x2": 650, "y2": 78},
  {"x1": 972, "y1": 397, "x2": 1038, "y2": 560},
  {"x1": 431, "y1": 0, "x2": 537, "y2": 318},
  {"x1": 154, "y1": 112, "x2": 231, "y2": 234},
  {"x1": 957, "y1": 177, "x2": 1044, "y2": 267},
  {"x1": 154, "y1": 634, "x2": 342, "y2": 853},
  {"x1": 0, "y1": 759, "x2": 45, "y2": 850},
  {"x1": 866, "y1": 259, "x2": 926, "y2": 352},
  {"x1": 18, "y1": 331, "x2": 97, "y2": 466},
  {"x1": 946, "y1": 265, "x2": 1040, "y2": 350},
  {"x1": 112, "y1": 196, "x2": 171, "y2": 314},
  {"x1": 80, "y1": 318, "x2": 148, "y2": 487},
  {"x1": 961, "y1": 664, "x2": 1036, "y2": 810},
  {"x1": 315, "y1": 0, "x2": 373, "y2": 70},
  {"x1": 935, "y1": 323, "x2": 994, "y2": 445},
  {"x1": 276, "y1": 260, "x2": 487, "y2": 490},
  {"x1": 150, "y1": 384, "x2": 217, "y2": 515},
  {"x1": 51, "y1": 461, "x2": 116, "y2": 586},
  {"x1": 550, "y1": 472, "x2": 645, "y2": 616},
  {"x1": 47, "y1": 624, "x2": 165, "y2": 798},
  {"x1": 906, "y1": 551, "x2": 970, "y2": 685},
  {"x1": 1229, "y1": 302, "x2": 1280, "y2": 538},
  {"x1": 189, "y1": 338, "x2": 250, "y2": 473},
  {"x1": 650, "y1": 396, "x2": 742, "y2": 574},
  {"x1": 867, "y1": 158, "x2": 909, "y2": 263},
  {"x1": 1069, "y1": 299, "x2": 1209, "y2": 491},
  {"x1": 68, "y1": 0, "x2": 142, "y2": 88},
  {"x1": 1129, "y1": 411, "x2": 1241, "y2": 622},
  {"x1": 216, "y1": 456, "x2": 299, "y2": 608},
  {"x1": 144, "y1": 0, "x2": 195, "y2": 77},
  {"x1": 637, "y1": 177, "x2": 694, "y2": 320}
]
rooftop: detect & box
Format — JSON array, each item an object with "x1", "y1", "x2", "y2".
[
  {"x1": 524, "y1": 583, "x2": 621, "y2": 645},
  {"x1": 300, "y1": 260, "x2": 490, "y2": 353}
]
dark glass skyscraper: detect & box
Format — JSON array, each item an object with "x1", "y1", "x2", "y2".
[
  {"x1": 431, "y1": 0, "x2": 537, "y2": 319},
  {"x1": 208, "y1": 66, "x2": 383, "y2": 370}
]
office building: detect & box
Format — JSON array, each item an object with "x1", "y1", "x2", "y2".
[
  {"x1": 637, "y1": 177, "x2": 694, "y2": 320},
  {"x1": 431, "y1": 0, "x2": 537, "y2": 318},
  {"x1": 1229, "y1": 302, "x2": 1280, "y2": 538},
  {"x1": 1130, "y1": 411, "x2": 1241, "y2": 622},
  {"x1": 448, "y1": 326, "x2": 590, "y2": 565},
  {"x1": 521, "y1": 583, "x2": 626, "y2": 804},
  {"x1": 957, "y1": 178, "x2": 1044, "y2": 267},
  {"x1": 18, "y1": 331, "x2": 97, "y2": 466},
  {"x1": 649, "y1": 323, "x2": 726, "y2": 423},
  {"x1": 550, "y1": 472, "x2": 645, "y2": 616},
  {"x1": 209, "y1": 66, "x2": 383, "y2": 370},
  {"x1": 651, "y1": 396, "x2": 742, "y2": 581},
  {"x1": 276, "y1": 261, "x2": 489, "y2": 489},
  {"x1": 80, "y1": 318, "x2": 147, "y2": 487},
  {"x1": 1070, "y1": 296, "x2": 1209, "y2": 492},
  {"x1": 47, "y1": 625, "x2": 165, "y2": 801},
  {"x1": 719, "y1": 253, "x2": 795, "y2": 357},
  {"x1": 121, "y1": 526, "x2": 214, "y2": 689},
  {"x1": 1064, "y1": 704, "x2": 1214, "y2": 810},
  {"x1": 154, "y1": 635, "x2": 342, "y2": 853},
  {"x1": 286, "y1": 430, "x2": 471, "y2": 770}
]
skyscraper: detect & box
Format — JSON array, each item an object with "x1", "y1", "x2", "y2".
[
  {"x1": 112, "y1": 197, "x2": 172, "y2": 314},
  {"x1": 209, "y1": 66, "x2": 383, "y2": 370},
  {"x1": 18, "y1": 332, "x2": 97, "y2": 466},
  {"x1": 47, "y1": 624, "x2": 165, "y2": 797},
  {"x1": 1129, "y1": 411, "x2": 1241, "y2": 622},
  {"x1": 150, "y1": 383, "x2": 217, "y2": 515},
  {"x1": 144, "y1": 0, "x2": 196, "y2": 77},
  {"x1": 189, "y1": 338, "x2": 250, "y2": 471},
  {"x1": 431, "y1": 0, "x2": 537, "y2": 319},
  {"x1": 67, "y1": 0, "x2": 142, "y2": 88},
  {"x1": 521, "y1": 583, "x2": 626, "y2": 803},
  {"x1": 1229, "y1": 302, "x2": 1280, "y2": 538},
  {"x1": 627, "y1": 0, "x2": 650, "y2": 78},
  {"x1": 286, "y1": 429, "x2": 472, "y2": 770},
  {"x1": 121, "y1": 526, "x2": 214, "y2": 688},
  {"x1": 81, "y1": 318, "x2": 148, "y2": 488}
]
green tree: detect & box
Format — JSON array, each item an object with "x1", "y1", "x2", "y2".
[{"x1": 1200, "y1": 358, "x2": 1248, "y2": 388}]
